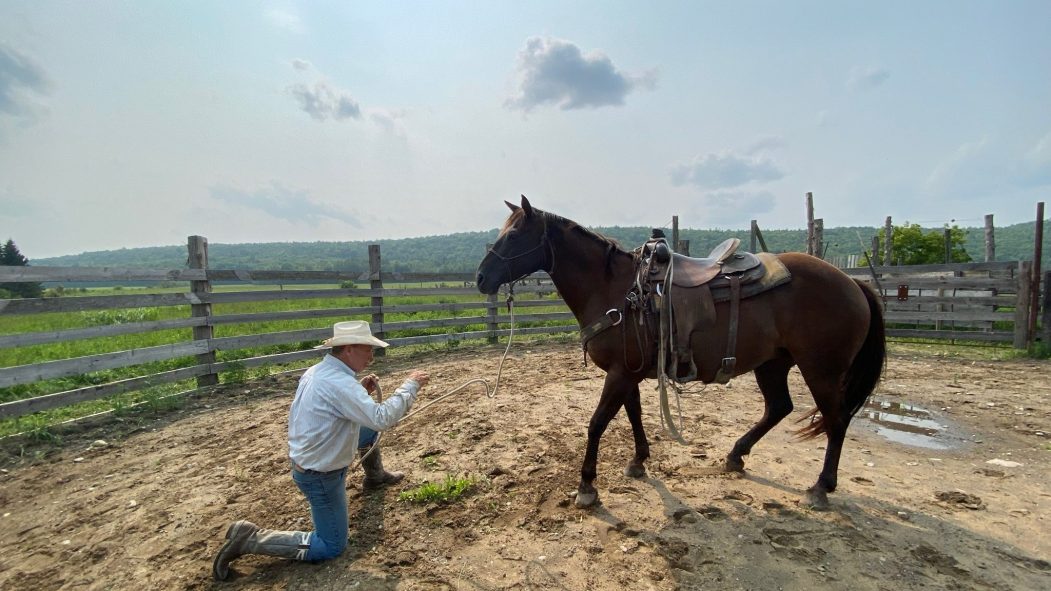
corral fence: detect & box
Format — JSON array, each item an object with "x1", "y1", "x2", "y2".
[
  {"x1": 842, "y1": 260, "x2": 1042, "y2": 348},
  {"x1": 0, "y1": 237, "x2": 572, "y2": 422},
  {"x1": 0, "y1": 238, "x2": 1046, "y2": 422}
]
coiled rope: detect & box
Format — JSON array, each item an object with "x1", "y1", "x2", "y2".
[{"x1": 353, "y1": 291, "x2": 518, "y2": 468}]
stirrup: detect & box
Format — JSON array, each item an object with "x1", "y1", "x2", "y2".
[{"x1": 713, "y1": 357, "x2": 736, "y2": 384}]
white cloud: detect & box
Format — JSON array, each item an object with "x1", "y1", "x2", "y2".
[
  {"x1": 0, "y1": 42, "x2": 50, "y2": 119},
  {"x1": 369, "y1": 108, "x2": 408, "y2": 136},
  {"x1": 670, "y1": 151, "x2": 786, "y2": 189},
  {"x1": 846, "y1": 65, "x2": 890, "y2": 91},
  {"x1": 745, "y1": 136, "x2": 786, "y2": 155},
  {"x1": 264, "y1": 7, "x2": 305, "y2": 34},
  {"x1": 505, "y1": 36, "x2": 656, "y2": 112},
  {"x1": 211, "y1": 183, "x2": 362, "y2": 227},
  {"x1": 288, "y1": 82, "x2": 361, "y2": 121},
  {"x1": 689, "y1": 190, "x2": 777, "y2": 227}
]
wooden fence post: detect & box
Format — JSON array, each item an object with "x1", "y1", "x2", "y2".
[
  {"x1": 1029, "y1": 202, "x2": 1044, "y2": 345},
  {"x1": 1014, "y1": 261, "x2": 1032, "y2": 349},
  {"x1": 750, "y1": 220, "x2": 768, "y2": 253},
  {"x1": 871, "y1": 236, "x2": 880, "y2": 266},
  {"x1": 678, "y1": 240, "x2": 690, "y2": 256},
  {"x1": 672, "y1": 216, "x2": 680, "y2": 254},
  {"x1": 884, "y1": 216, "x2": 894, "y2": 266},
  {"x1": 805, "y1": 192, "x2": 815, "y2": 256},
  {"x1": 984, "y1": 214, "x2": 995, "y2": 262},
  {"x1": 750, "y1": 219, "x2": 757, "y2": 252},
  {"x1": 369, "y1": 244, "x2": 385, "y2": 357},
  {"x1": 486, "y1": 243, "x2": 498, "y2": 344},
  {"x1": 187, "y1": 235, "x2": 218, "y2": 387},
  {"x1": 814, "y1": 218, "x2": 824, "y2": 259},
  {"x1": 1042, "y1": 270, "x2": 1051, "y2": 346},
  {"x1": 944, "y1": 228, "x2": 952, "y2": 263}
]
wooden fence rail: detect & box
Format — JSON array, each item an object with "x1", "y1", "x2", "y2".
[
  {"x1": 0, "y1": 243, "x2": 1043, "y2": 421},
  {"x1": 841, "y1": 260, "x2": 1032, "y2": 345},
  {"x1": 0, "y1": 238, "x2": 574, "y2": 419}
]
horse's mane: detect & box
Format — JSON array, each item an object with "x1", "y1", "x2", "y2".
[
  {"x1": 499, "y1": 207, "x2": 630, "y2": 275},
  {"x1": 542, "y1": 211, "x2": 629, "y2": 276}
]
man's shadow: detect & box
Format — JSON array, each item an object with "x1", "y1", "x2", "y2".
[{"x1": 344, "y1": 485, "x2": 388, "y2": 560}]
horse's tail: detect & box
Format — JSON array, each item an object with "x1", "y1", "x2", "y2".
[{"x1": 796, "y1": 279, "x2": 886, "y2": 439}]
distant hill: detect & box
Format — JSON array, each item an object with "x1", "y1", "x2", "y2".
[{"x1": 33, "y1": 221, "x2": 1051, "y2": 273}]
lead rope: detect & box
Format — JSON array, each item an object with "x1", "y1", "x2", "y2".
[
  {"x1": 656, "y1": 257, "x2": 686, "y2": 443},
  {"x1": 352, "y1": 287, "x2": 519, "y2": 470}
]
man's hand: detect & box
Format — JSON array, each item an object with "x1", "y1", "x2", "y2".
[
  {"x1": 409, "y1": 370, "x2": 430, "y2": 388},
  {"x1": 359, "y1": 373, "x2": 380, "y2": 394}
]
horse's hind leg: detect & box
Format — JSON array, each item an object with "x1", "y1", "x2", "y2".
[
  {"x1": 798, "y1": 367, "x2": 850, "y2": 510},
  {"x1": 576, "y1": 373, "x2": 633, "y2": 508},
  {"x1": 623, "y1": 382, "x2": 649, "y2": 478},
  {"x1": 725, "y1": 356, "x2": 794, "y2": 472},
  {"x1": 801, "y1": 412, "x2": 848, "y2": 510}
]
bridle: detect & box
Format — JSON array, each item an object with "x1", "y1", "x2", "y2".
[{"x1": 486, "y1": 215, "x2": 556, "y2": 286}]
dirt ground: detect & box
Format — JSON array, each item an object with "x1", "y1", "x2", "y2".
[{"x1": 1, "y1": 340, "x2": 1049, "y2": 591}]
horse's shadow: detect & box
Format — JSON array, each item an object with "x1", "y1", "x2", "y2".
[{"x1": 588, "y1": 470, "x2": 1051, "y2": 591}]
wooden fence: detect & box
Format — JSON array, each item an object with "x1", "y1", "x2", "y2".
[
  {"x1": 0, "y1": 239, "x2": 573, "y2": 421},
  {"x1": 841, "y1": 261, "x2": 1035, "y2": 346},
  {"x1": 0, "y1": 241, "x2": 1044, "y2": 421}
]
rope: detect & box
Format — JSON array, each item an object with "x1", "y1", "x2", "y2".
[
  {"x1": 352, "y1": 291, "x2": 519, "y2": 469},
  {"x1": 654, "y1": 250, "x2": 686, "y2": 443}
]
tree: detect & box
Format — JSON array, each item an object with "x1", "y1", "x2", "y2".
[
  {"x1": 0, "y1": 239, "x2": 44, "y2": 298},
  {"x1": 877, "y1": 223, "x2": 972, "y2": 265}
]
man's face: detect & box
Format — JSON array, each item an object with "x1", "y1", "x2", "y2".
[{"x1": 342, "y1": 344, "x2": 375, "y2": 372}]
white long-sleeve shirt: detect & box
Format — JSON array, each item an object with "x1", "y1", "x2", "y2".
[{"x1": 288, "y1": 354, "x2": 419, "y2": 472}]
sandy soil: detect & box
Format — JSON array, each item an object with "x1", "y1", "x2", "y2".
[{"x1": 1, "y1": 341, "x2": 1049, "y2": 591}]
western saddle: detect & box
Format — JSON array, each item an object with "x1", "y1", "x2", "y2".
[{"x1": 637, "y1": 232, "x2": 791, "y2": 384}]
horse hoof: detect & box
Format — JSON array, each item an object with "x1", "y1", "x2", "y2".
[
  {"x1": 724, "y1": 457, "x2": 745, "y2": 473},
  {"x1": 624, "y1": 464, "x2": 646, "y2": 479},
  {"x1": 801, "y1": 488, "x2": 830, "y2": 511},
  {"x1": 575, "y1": 491, "x2": 598, "y2": 508}
]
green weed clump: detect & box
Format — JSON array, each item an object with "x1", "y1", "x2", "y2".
[
  {"x1": 1028, "y1": 342, "x2": 1051, "y2": 360},
  {"x1": 81, "y1": 308, "x2": 161, "y2": 326},
  {"x1": 398, "y1": 474, "x2": 478, "y2": 504}
]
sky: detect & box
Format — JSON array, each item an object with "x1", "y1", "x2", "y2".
[{"x1": 1, "y1": 1, "x2": 1050, "y2": 259}]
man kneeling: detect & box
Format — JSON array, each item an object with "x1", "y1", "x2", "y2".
[{"x1": 213, "y1": 320, "x2": 429, "y2": 580}]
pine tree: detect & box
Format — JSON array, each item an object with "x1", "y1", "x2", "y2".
[{"x1": 0, "y1": 239, "x2": 43, "y2": 298}]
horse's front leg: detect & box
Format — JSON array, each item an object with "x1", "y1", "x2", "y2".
[
  {"x1": 576, "y1": 373, "x2": 631, "y2": 508},
  {"x1": 622, "y1": 382, "x2": 649, "y2": 478}
]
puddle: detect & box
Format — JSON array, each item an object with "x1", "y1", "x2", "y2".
[{"x1": 857, "y1": 398, "x2": 957, "y2": 450}]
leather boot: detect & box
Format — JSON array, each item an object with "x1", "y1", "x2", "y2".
[
  {"x1": 360, "y1": 445, "x2": 404, "y2": 489},
  {"x1": 212, "y1": 520, "x2": 311, "y2": 581}
]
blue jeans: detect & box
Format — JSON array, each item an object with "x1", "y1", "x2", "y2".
[{"x1": 290, "y1": 427, "x2": 379, "y2": 561}]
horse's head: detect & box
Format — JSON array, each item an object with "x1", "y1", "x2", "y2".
[{"x1": 476, "y1": 195, "x2": 550, "y2": 295}]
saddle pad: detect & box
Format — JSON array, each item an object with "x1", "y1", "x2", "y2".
[{"x1": 710, "y1": 252, "x2": 791, "y2": 303}]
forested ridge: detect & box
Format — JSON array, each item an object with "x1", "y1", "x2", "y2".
[{"x1": 33, "y1": 221, "x2": 1051, "y2": 272}]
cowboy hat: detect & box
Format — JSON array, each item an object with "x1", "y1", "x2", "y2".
[{"x1": 315, "y1": 320, "x2": 389, "y2": 349}]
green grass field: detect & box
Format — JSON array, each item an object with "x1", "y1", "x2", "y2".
[{"x1": 0, "y1": 283, "x2": 571, "y2": 437}]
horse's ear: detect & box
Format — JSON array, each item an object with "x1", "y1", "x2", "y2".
[
  {"x1": 504, "y1": 200, "x2": 520, "y2": 212},
  {"x1": 520, "y1": 195, "x2": 534, "y2": 217}
]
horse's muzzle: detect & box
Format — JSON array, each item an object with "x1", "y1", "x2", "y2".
[{"x1": 476, "y1": 272, "x2": 500, "y2": 295}]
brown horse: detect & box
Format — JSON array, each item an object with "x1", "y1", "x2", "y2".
[{"x1": 476, "y1": 196, "x2": 885, "y2": 510}]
